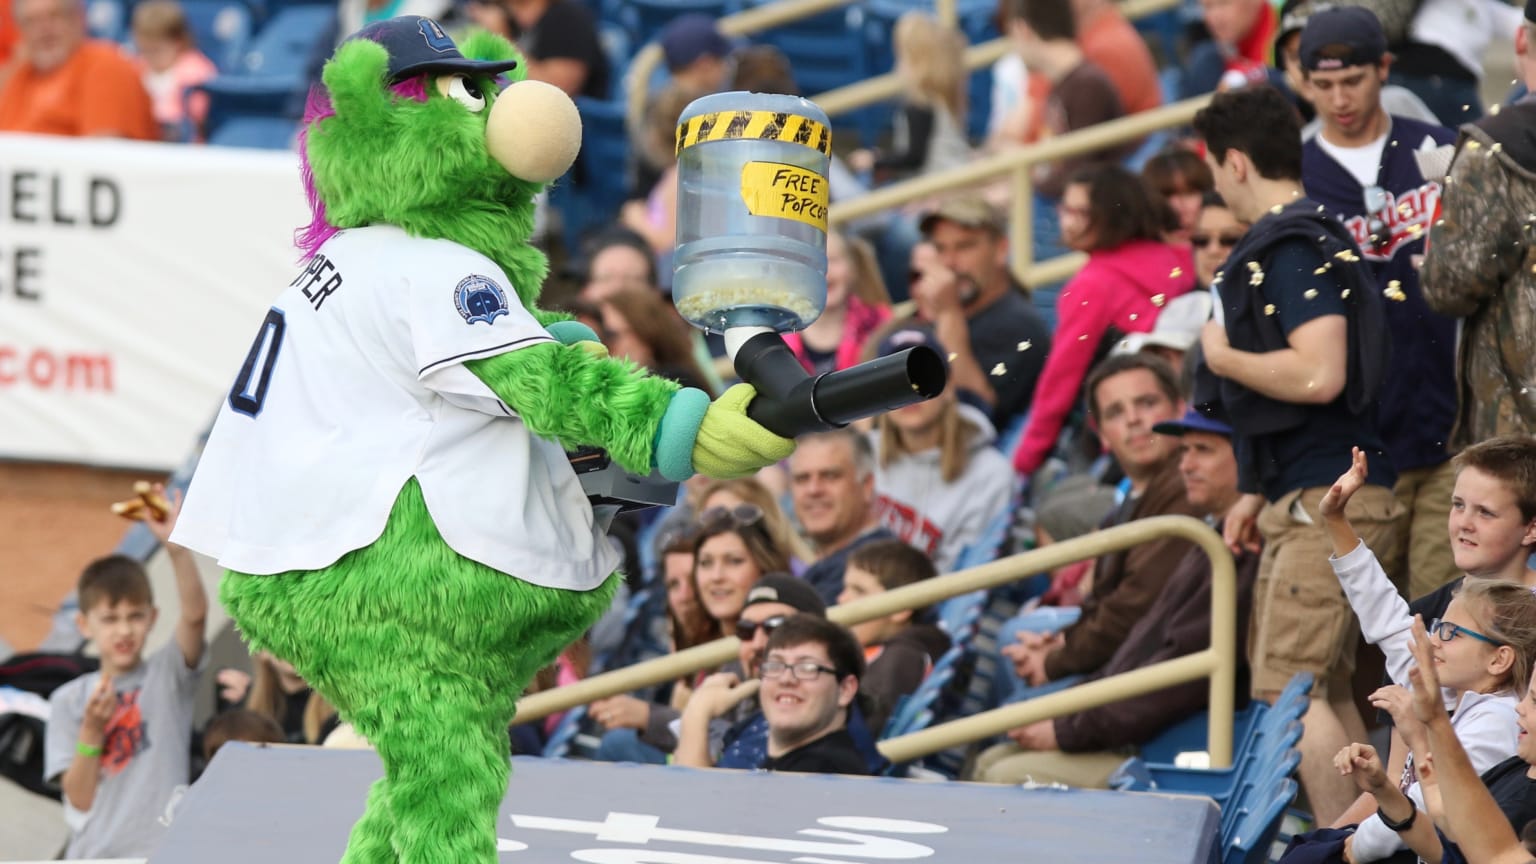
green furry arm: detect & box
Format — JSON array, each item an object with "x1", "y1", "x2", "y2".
[
  {"x1": 531, "y1": 308, "x2": 575, "y2": 329},
  {"x1": 466, "y1": 345, "x2": 678, "y2": 474}
]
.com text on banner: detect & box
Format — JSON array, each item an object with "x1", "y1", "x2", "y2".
[{"x1": 0, "y1": 133, "x2": 307, "y2": 470}]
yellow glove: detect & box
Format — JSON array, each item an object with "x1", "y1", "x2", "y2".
[
  {"x1": 571, "y1": 340, "x2": 609, "y2": 360},
  {"x1": 691, "y1": 384, "x2": 796, "y2": 478}
]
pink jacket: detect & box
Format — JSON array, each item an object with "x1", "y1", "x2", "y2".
[
  {"x1": 782, "y1": 295, "x2": 891, "y2": 373},
  {"x1": 1012, "y1": 240, "x2": 1195, "y2": 475}
]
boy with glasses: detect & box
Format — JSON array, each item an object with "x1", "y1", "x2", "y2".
[
  {"x1": 759, "y1": 616, "x2": 871, "y2": 775},
  {"x1": 675, "y1": 575, "x2": 827, "y2": 768},
  {"x1": 1298, "y1": 6, "x2": 1460, "y2": 601}
]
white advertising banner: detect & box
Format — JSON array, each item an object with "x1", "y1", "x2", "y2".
[{"x1": 0, "y1": 133, "x2": 309, "y2": 470}]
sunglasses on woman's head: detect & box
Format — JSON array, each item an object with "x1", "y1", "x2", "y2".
[{"x1": 698, "y1": 503, "x2": 766, "y2": 533}]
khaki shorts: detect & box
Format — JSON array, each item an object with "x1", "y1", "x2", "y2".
[{"x1": 1248, "y1": 484, "x2": 1407, "y2": 701}]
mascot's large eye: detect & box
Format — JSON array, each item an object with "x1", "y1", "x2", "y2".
[{"x1": 436, "y1": 74, "x2": 486, "y2": 112}]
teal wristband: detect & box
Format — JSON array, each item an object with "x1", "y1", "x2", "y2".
[
  {"x1": 545, "y1": 320, "x2": 601, "y2": 346},
  {"x1": 76, "y1": 741, "x2": 103, "y2": 757},
  {"x1": 653, "y1": 387, "x2": 710, "y2": 482}
]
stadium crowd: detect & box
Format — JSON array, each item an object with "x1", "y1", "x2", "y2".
[{"x1": 5, "y1": 0, "x2": 1536, "y2": 859}]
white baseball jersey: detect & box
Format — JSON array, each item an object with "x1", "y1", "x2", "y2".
[{"x1": 172, "y1": 225, "x2": 619, "y2": 590}]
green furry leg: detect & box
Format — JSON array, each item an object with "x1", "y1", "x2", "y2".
[
  {"x1": 342, "y1": 779, "x2": 396, "y2": 864},
  {"x1": 222, "y1": 478, "x2": 618, "y2": 864}
]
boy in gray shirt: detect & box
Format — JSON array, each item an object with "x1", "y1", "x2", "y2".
[{"x1": 44, "y1": 487, "x2": 208, "y2": 859}]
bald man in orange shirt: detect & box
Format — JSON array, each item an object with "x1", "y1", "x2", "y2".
[{"x1": 0, "y1": 0, "x2": 157, "y2": 139}]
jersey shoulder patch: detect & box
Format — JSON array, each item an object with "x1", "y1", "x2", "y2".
[{"x1": 454, "y1": 275, "x2": 510, "y2": 326}]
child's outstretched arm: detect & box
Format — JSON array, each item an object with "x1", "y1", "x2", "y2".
[
  {"x1": 146, "y1": 486, "x2": 207, "y2": 669},
  {"x1": 1408, "y1": 617, "x2": 1536, "y2": 864},
  {"x1": 1325, "y1": 447, "x2": 1424, "y2": 688},
  {"x1": 1319, "y1": 446, "x2": 1369, "y2": 558}
]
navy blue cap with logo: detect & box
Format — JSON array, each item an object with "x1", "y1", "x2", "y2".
[
  {"x1": 1298, "y1": 6, "x2": 1387, "y2": 72},
  {"x1": 1153, "y1": 408, "x2": 1234, "y2": 438},
  {"x1": 347, "y1": 15, "x2": 520, "y2": 83}
]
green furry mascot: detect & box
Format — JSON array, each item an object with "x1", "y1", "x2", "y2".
[{"x1": 171, "y1": 16, "x2": 794, "y2": 864}]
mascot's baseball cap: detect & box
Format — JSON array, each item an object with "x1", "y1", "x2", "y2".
[
  {"x1": 1298, "y1": 6, "x2": 1387, "y2": 71},
  {"x1": 348, "y1": 15, "x2": 521, "y2": 83},
  {"x1": 742, "y1": 573, "x2": 827, "y2": 617}
]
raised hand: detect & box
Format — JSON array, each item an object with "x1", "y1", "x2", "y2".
[
  {"x1": 1320, "y1": 447, "x2": 1369, "y2": 519},
  {"x1": 1369, "y1": 684, "x2": 1424, "y2": 744},
  {"x1": 82, "y1": 674, "x2": 116, "y2": 741},
  {"x1": 1334, "y1": 742, "x2": 1390, "y2": 795},
  {"x1": 1407, "y1": 615, "x2": 1448, "y2": 725}
]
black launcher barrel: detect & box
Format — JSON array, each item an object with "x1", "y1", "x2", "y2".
[{"x1": 733, "y1": 331, "x2": 948, "y2": 438}]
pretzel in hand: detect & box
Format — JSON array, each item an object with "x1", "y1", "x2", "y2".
[{"x1": 111, "y1": 481, "x2": 172, "y2": 522}]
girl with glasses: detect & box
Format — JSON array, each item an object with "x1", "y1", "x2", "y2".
[{"x1": 1295, "y1": 448, "x2": 1536, "y2": 864}]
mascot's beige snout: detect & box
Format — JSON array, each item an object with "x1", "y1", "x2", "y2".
[{"x1": 487, "y1": 79, "x2": 582, "y2": 184}]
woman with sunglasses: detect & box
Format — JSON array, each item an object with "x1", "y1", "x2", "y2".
[
  {"x1": 1010, "y1": 163, "x2": 1197, "y2": 479},
  {"x1": 1191, "y1": 193, "x2": 1248, "y2": 293},
  {"x1": 691, "y1": 503, "x2": 793, "y2": 641},
  {"x1": 1292, "y1": 448, "x2": 1536, "y2": 864},
  {"x1": 696, "y1": 477, "x2": 816, "y2": 576}
]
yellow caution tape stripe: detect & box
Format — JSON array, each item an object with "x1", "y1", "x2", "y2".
[{"x1": 675, "y1": 110, "x2": 832, "y2": 157}]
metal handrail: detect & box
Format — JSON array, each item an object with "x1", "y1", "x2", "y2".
[
  {"x1": 514, "y1": 514, "x2": 1239, "y2": 768},
  {"x1": 827, "y1": 95, "x2": 1211, "y2": 285}
]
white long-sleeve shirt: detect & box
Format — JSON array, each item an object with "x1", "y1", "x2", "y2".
[{"x1": 1331, "y1": 541, "x2": 1520, "y2": 862}]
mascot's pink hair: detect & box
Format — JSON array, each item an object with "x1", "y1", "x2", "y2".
[{"x1": 295, "y1": 77, "x2": 430, "y2": 258}]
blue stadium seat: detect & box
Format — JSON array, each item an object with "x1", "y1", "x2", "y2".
[
  {"x1": 880, "y1": 643, "x2": 964, "y2": 740},
  {"x1": 196, "y1": 73, "x2": 306, "y2": 142},
  {"x1": 181, "y1": 0, "x2": 256, "y2": 72},
  {"x1": 1109, "y1": 672, "x2": 1313, "y2": 816},
  {"x1": 592, "y1": 586, "x2": 668, "y2": 674},
  {"x1": 552, "y1": 96, "x2": 631, "y2": 254},
  {"x1": 596, "y1": 21, "x2": 632, "y2": 101},
  {"x1": 207, "y1": 115, "x2": 298, "y2": 149},
  {"x1": 1223, "y1": 778, "x2": 1299, "y2": 864},
  {"x1": 236, "y1": 3, "x2": 336, "y2": 81},
  {"x1": 935, "y1": 590, "x2": 986, "y2": 643},
  {"x1": 1138, "y1": 703, "x2": 1263, "y2": 766},
  {"x1": 744, "y1": 0, "x2": 869, "y2": 103},
  {"x1": 951, "y1": 504, "x2": 1016, "y2": 572},
  {"x1": 542, "y1": 705, "x2": 592, "y2": 759},
  {"x1": 616, "y1": 0, "x2": 736, "y2": 49},
  {"x1": 86, "y1": 0, "x2": 126, "y2": 41}
]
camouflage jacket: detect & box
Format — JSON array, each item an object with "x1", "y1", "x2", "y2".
[{"x1": 1421, "y1": 101, "x2": 1536, "y2": 449}]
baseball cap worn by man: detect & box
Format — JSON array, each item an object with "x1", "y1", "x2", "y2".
[
  {"x1": 919, "y1": 197, "x2": 1005, "y2": 237},
  {"x1": 874, "y1": 323, "x2": 950, "y2": 368},
  {"x1": 349, "y1": 15, "x2": 520, "y2": 83},
  {"x1": 661, "y1": 14, "x2": 733, "y2": 73},
  {"x1": 744, "y1": 573, "x2": 827, "y2": 617},
  {"x1": 1298, "y1": 5, "x2": 1387, "y2": 71},
  {"x1": 1152, "y1": 408, "x2": 1235, "y2": 438}
]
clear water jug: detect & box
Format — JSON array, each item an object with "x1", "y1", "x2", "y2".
[{"x1": 672, "y1": 92, "x2": 831, "y2": 335}]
